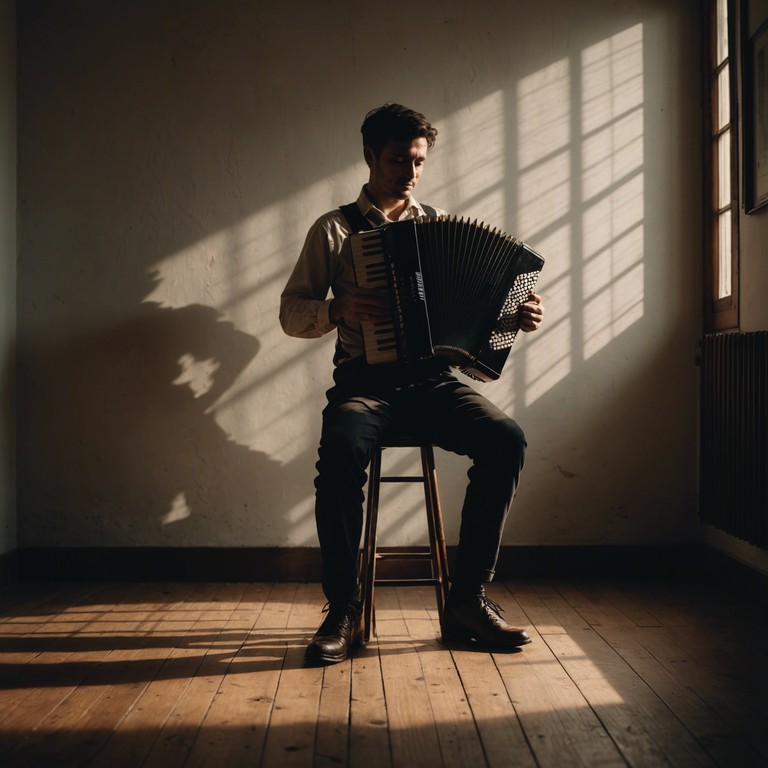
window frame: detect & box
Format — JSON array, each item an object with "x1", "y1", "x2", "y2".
[{"x1": 703, "y1": 0, "x2": 740, "y2": 332}]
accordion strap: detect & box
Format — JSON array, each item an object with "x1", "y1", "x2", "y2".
[
  {"x1": 339, "y1": 203, "x2": 370, "y2": 234},
  {"x1": 339, "y1": 202, "x2": 437, "y2": 234}
]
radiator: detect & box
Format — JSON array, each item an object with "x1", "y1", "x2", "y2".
[{"x1": 699, "y1": 332, "x2": 768, "y2": 548}]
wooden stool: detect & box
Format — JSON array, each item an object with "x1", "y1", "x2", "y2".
[{"x1": 359, "y1": 436, "x2": 451, "y2": 642}]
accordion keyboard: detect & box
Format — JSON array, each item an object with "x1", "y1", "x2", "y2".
[{"x1": 349, "y1": 230, "x2": 399, "y2": 365}]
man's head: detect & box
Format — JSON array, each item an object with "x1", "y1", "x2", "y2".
[
  {"x1": 360, "y1": 104, "x2": 438, "y2": 157},
  {"x1": 361, "y1": 104, "x2": 438, "y2": 210}
]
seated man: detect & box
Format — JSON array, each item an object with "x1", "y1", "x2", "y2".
[{"x1": 279, "y1": 103, "x2": 544, "y2": 665}]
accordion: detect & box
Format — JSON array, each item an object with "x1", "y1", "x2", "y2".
[{"x1": 350, "y1": 216, "x2": 544, "y2": 381}]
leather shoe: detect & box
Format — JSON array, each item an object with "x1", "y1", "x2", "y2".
[
  {"x1": 305, "y1": 602, "x2": 364, "y2": 665},
  {"x1": 441, "y1": 588, "x2": 531, "y2": 649}
]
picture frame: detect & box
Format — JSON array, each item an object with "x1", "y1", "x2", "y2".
[{"x1": 744, "y1": 17, "x2": 768, "y2": 213}]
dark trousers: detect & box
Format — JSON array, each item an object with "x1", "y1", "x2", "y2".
[{"x1": 314, "y1": 358, "x2": 527, "y2": 605}]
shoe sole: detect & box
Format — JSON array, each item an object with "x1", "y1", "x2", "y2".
[
  {"x1": 304, "y1": 633, "x2": 364, "y2": 666},
  {"x1": 441, "y1": 632, "x2": 532, "y2": 649},
  {"x1": 441, "y1": 622, "x2": 532, "y2": 648},
  {"x1": 304, "y1": 650, "x2": 349, "y2": 666}
]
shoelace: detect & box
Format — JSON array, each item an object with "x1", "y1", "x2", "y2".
[
  {"x1": 480, "y1": 594, "x2": 505, "y2": 618},
  {"x1": 318, "y1": 601, "x2": 359, "y2": 629},
  {"x1": 320, "y1": 601, "x2": 360, "y2": 615}
]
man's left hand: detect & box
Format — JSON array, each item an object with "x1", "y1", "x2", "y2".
[{"x1": 519, "y1": 291, "x2": 544, "y2": 332}]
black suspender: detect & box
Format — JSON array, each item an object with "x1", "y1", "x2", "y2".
[
  {"x1": 338, "y1": 203, "x2": 371, "y2": 235},
  {"x1": 338, "y1": 202, "x2": 438, "y2": 234}
]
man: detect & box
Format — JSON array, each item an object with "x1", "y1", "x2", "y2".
[{"x1": 280, "y1": 104, "x2": 544, "y2": 665}]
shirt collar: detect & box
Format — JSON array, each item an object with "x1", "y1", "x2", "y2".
[{"x1": 356, "y1": 186, "x2": 426, "y2": 224}]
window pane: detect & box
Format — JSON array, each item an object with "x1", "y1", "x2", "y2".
[
  {"x1": 716, "y1": 0, "x2": 728, "y2": 65},
  {"x1": 718, "y1": 130, "x2": 731, "y2": 208},
  {"x1": 718, "y1": 209, "x2": 732, "y2": 299},
  {"x1": 706, "y1": 0, "x2": 738, "y2": 329},
  {"x1": 717, "y1": 64, "x2": 730, "y2": 131}
]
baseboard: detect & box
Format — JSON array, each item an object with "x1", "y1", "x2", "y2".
[
  {"x1": 0, "y1": 549, "x2": 19, "y2": 586},
  {"x1": 11, "y1": 544, "x2": 766, "y2": 596},
  {"x1": 494, "y1": 544, "x2": 699, "y2": 580},
  {"x1": 694, "y1": 545, "x2": 768, "y2": 603},
  {"x1": 17, "y1": 546, "x2": 321, "y2": 583}
]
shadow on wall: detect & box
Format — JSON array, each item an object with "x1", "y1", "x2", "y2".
[{"x1": 16, "y1": 303, "x2": 298, "y2": 546}]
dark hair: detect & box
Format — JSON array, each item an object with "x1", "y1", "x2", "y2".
[{"x1": 361, "y1": 103, "x2": 438, "y2": 156}]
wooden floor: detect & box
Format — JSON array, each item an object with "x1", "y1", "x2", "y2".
[{"x1": 0, "y1": 579, "x2": 766, "y2": 767}]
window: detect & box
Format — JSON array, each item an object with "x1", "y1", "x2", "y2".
[{"x1": 704, "y1": 0, "x2": 739, "y2": 331}]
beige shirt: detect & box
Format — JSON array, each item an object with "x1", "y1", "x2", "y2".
[{"x1": 279, "y1": 187, "x2": 444, "y2": 364}]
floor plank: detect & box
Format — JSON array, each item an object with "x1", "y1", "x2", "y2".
[
  {"x1": 398, "y1": 586, "x2": 487, "y2": 768},
  {"x1": 7, "y1": 582, "x2": 201, "y2": 766},
  {"x1": 349, "y1": 630, "x2": 391, "y2": 768},
  {"x1": 259, "y1": 582, "x2": 325, "y2": 767},
  {"x1": 93, "y1": 582, "x2": 265, "y2": 768},
  {"x1": 489, "y1": 584, "x2": 628, "y2": 768},
  {"x1": 596, "y1": 623, "x2": 766, "y2": 767},
  {"x1": 0, "y1": 582, "x2": 142, "y2": 733},
  {"x1": 0, "y1": 577, "x2": 765, "y2": 768},
  {"x1": 181, "y1": 582, "x2": 292, "y2": 768},
  {"x1": 376, "y1": 586, "x2": 444, "y2": 766},
  {"x1": 544, "y1": 628, "x2": 715, "y2": 767}
]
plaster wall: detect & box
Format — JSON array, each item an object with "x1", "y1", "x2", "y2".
[
  {"x1": 741, "y1": 0, "x2": 768, "y2": 332},
  {"x1": 17, "y1": 0, "x2": 703, "y2": 551}
]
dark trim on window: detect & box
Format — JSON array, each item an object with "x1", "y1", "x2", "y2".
[{"x1": 703, "y1": 0, "x2": 740, "y2": 332}]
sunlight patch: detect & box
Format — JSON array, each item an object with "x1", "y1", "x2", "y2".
[
  {"x1": 161, "y1": 492, "x2": 192, "y2": 525},
  {"x1": 173, "y1": 353, "x2": 221, "y2": 398}
]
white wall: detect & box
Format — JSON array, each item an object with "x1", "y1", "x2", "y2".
[
  {"x1": 0, "y1": 0, "x2": 16, "y2": 556},
  {"x1": 17, "y1": 0, "x2": 703, "y2": 551}
]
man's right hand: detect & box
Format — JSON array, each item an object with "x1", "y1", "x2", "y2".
[{"x1": 330, "y1": 289, "x2": 390, "y2": 325}]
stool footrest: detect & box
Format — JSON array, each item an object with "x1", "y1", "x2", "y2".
[
  {"x1": 375, "y1": 551, "x2": 436, "y2": 561},
  {"x1": 380, "y1": 476, "x2": 425, "y2": 483},
  {"x1": 374, "y1": 578, "x2": 442, "y2": 587}
]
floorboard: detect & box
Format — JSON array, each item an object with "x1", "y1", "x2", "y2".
[{"x1": 0, "y1": 577, "x2": 765, "y2": 767}]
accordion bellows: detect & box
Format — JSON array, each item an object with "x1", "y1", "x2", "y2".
[{"x1": 351, "y1": 216, "x2": 544, "y2": 381}]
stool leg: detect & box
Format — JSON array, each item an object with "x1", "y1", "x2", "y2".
[
  {"x1": 420, "y1": 446, "x2": 450, "y2": 622},
  {"x1": 360, "y1": 447, "x2": 383, "y2": 643}
]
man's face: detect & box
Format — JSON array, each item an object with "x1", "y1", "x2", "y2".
[{"x1": 365, "y1": 137, "x2": 428, "y2": 203}]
